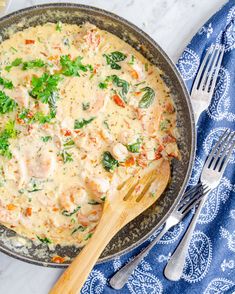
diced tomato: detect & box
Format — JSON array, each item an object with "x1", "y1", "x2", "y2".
[
  {"x1": 25, "y1": 207, "x2": 32, "y2": 217},
  {"x1": 166, "y1": 103, "x2": 175, "y2": 114},
  {"x1": 16, "y1": 116, "x2": 24, "y2": 125},
  {"x1": 130, "y1": 70, "x2": 139, "y2": 79},
  {"x1": 25, "y1": 39, "x2": 35, "y2": 44},
  {"x1": 112, "y1": 94, "x2": 125, "y2": 108},
  {"x1": 7, "y1": 204, "x2": 16, "y2": 211},
  {"x1": 64, "y1": 129, "x2": 72, "y2": 136},
  {"x1": 125, "y1": 156, "x2": 135, "y2": 167},
  {"x1": 51, "y1": 255, "x2": 65, "y2": 264},
  {"x1": 162, "y1": 135, "x2": 176, "y2": 144}
]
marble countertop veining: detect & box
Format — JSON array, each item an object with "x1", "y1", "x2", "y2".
[{"x1": 0, "y1": 0, "x2": 228, "y2": 293}]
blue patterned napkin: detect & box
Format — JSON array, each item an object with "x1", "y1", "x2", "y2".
[{"x1": 81, "y1": 1, "x2": 235, "y2": 293}]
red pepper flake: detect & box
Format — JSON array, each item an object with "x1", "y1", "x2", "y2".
[
  {"x1": 25, "y1": 39, "x2": 35, "y2": 45},
  {"x1": 25, "y1": 207, "x2": 32, "y2": 217},
  {"x1": 112, "y1": 94, "x2": 125, "y2": 108},
  {"x1": 51, "y1": 255, "x2": 65, "y2": 264}
]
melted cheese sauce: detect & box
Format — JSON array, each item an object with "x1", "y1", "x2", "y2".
[{"x1": 0, "y1": 22, "x2": 179, "y2": 248}]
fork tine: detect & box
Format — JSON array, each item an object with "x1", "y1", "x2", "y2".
[
  {"x1": 204, "y1": 45, "x2": 224, "y2": 92},
  {"x1": 181, "y1": 186, "x2": 211, "y2": 215},
  {"x1": 206, "y1": 45, "x2": 224, "y2": 93},
  {"x1": 198, "y1": 45, "x2": 217, "y2": 91},
  {"x1": 179, "y1": 183, "x2": 204, "y2": 206},
  {"x1": 177, "y1": 184, "x2": 207, "y2": 212},
  {"x1": 205, "y1": 129, "x2": 229, "y2": 169},
  {"x1": 210, "y1": 130, "x2": 232, "y2": 169},
  {"x1": 191, "y1": 45, "x2": 213, "y2": 93},
  {"x1": 219, "y1": 132, "x2": 235, "y2": 174}
]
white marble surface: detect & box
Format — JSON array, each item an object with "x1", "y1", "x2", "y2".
[{"x1": 0, "y1": 0, "x2": 228, "y2": 293}]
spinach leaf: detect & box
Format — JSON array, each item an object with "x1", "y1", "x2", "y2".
[
  {"x1": 71, "y1": 225, "x2": 86, "y2": 235},
  {"x1": 37, "y1": 236, "x2": 52, "y2": 244},
  {"x1": 61, "y1": 150, "x2": 73, "y2": 163},
  {"x1": 41, "y1": 136, "x2": 52, "y2": 142},
  {"x1": 102, "y1": 151, "x2": 119, "y2": 172},
  {"x1": 84, "y1": 233, "x2": 93, "y2": 241},
  {"x1": 74, "y1": 117, "x2": 95, "y2": 129},
  {"x1": 60, "y1": 55, "x2": 93, "y2": 77},
  {"x1": 138, "y1": 87, "x2": 155, "y2": 108},
  {"x1": 0, "y1": 91, "x2": 17, "y2": 114},
  {"x1": 103, "y1": 51, "x2": 127, "y2": 70},
  {"x1": 127, "y1": 139, "x2": 142, "y2": 153},
  {"x1": 62, "y1": 205, "x2": 80, "y2": 217}
]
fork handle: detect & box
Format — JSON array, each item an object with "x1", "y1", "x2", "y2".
[
  {"x1": 110, "y1": 221, "x2": 173, "y2": 290},
  {"x1": 164, "y1": 197, "x2": 206, "y2": 281}
]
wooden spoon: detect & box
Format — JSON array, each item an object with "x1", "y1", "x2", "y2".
[{"x1": 50, "y1": 159, "x2": 170, "y2": 294}]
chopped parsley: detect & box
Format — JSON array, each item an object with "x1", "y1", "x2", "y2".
[
  {"x1": 37, "y1": 236, "x2": 52, "y2": 244},
  {"x1": 63, "y1": 139, "x2": 75, "y2": 148},
  {"x1": 88, "y1": 200, "x2": 101, "y2": 205},
  {"x1": 138, "y1": 87, "x2": 155, "y2": 108},
  {"x1": 62, "y1": 205, "x2": 80, "y2": 217},
  {"x1": 0, "y1": 77, "x2": 13, "y2": 89},
  {"x1": 128, "y1": 55, "x2": 135, "y2": 65},
  {"x1": 102, "y1": 151, "x2": 119, "y2": 172},
  {"x1": 60, "y1": 55, "x2": 93, "y2": 77},
  {"x1": 56, "y1": 21, "x2": 62, "y2": 32},
  {"x1": 22, "y1": 59, "x2": 45, "y2": 70},
  {"x1": 0, "y1": 91, "x2": 17, "y2": 114},
  {"x1": 103, "y1": 51, "x2": 127, "y2": 70},
  {"x1": 0, "y1": 121, "x2": 17, "y2": 158},
  {"x1": 5, "y1": 58, "x2": 23, "y2": 72},
  {"x1": 41, "y1": 136, "x2": 52, "y2": 142},
  {"x1": 74, "y1": 117, "x2": 95, "y2": 129},
  {"x1": 103, "y1": 120, "x2": 110, "y2": 130}
]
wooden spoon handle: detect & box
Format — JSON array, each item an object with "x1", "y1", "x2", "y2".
[{"x1": 50, "y1": 209, "x2": 121, "y2": 294}]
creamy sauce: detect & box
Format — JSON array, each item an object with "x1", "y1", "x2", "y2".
[{"x1": 0, "y1": 22, "x2": 179, "y2": 250}]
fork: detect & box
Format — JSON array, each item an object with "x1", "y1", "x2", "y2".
[
  {"x1": 191, "y1": 44, "x2": 224, "y2": 123},
  {"x1": 164, "y1": 129, "x2": 235, "y2": 281},
  {"x1": 109, "y1": 183, "x2": 210, "y2": 290}
]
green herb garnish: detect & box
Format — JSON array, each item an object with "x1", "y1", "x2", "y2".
[
  {"x1": 61, "y1": 150, "x2": 73, "y2": 163},
  {"x1": 138, "y1": 87, "x2": 155, "y2": 108},
  {"x1": 84, "y1": 233, "x2": 93, "y2": 241},
  {"x1": 103, "y1": 51, "x2": 127, "y2": 70},
  {"x1": 0, "y1": 91, "x2": 17, "y2": 114},
  {"x1": 63, "y1": 139, "x2": 75, "y2": 148},
  {"x1": 103, "y1": 120, "x2": 110, "y2": 130},
  {"x1": 159, "y1": 119, "x2": 171, "y2": 131},
  {"x1": 71, "y1": 225, "x2": 86, "y2": 235},
  {"x1": 22, "y1": 59, "x2": 45, "y2": 70},
  {"x1": 41, "y1": 136, "x2": 52, "y2": 142},
  {"x1": 62, "y1": 205, "x2": 80, "y2": 217},
  {"x1": 102, "y1": 151, "x2": 119, "y2": 172},
  {"x1": 127, "y1": 139, "x2": 142, "y2": 153},
  {"x1": 5, "y1": 58, "x2": 23, "y2": 72},
  {"x1": 0, "y1": 121, "x2": 17, "y2": 158},
  {"x1": 74, "y1": 117, "x2": 95, "y2": 129},
  {"x1": 128, "y1": 55, "x2": 135, "y2": 65},
  {"x1": 88, "y1": 200, "x2": 100, "y2": 205},
  {"x1": 37, "y1": 236, "x2": 52, "y2": 244},
  {"x1": 56, "y1": 21, "x2": 62, "y2": 32},
  {"x1": 60, "y1": 55, "x2": 93, "y2": 77},
  {"x1": 0, "y1": 77, "x2": 13, "y2": 89}
]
